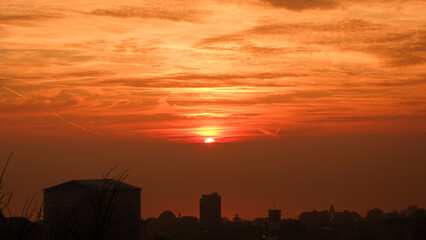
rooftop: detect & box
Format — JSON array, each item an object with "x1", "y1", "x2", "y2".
[{"x1": 45, "y1": 179, "x2": 140, "y2": 191}]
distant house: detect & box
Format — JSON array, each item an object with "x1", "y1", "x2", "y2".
[
  {"x1": 44, "y1": 179, "x2": 141, "y2": 240},
  {"x1": 180, "y1": 216, "x2": 199, "y2": 231},
  {"x1": 299, "y1": 205, "x2": 362, "y2": 228}
]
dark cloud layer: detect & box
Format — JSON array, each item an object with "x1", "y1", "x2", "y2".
[
  {"x1": 261, "y1": 0, "x2": 339, "y2": 11},
  {"x1": 260, "y1": 0, "x2": 416, "y2": 11},
  {"x1": 90, "y1": 6, "x2": 203, "y2": 22}
]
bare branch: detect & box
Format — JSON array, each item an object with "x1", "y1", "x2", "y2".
[{"x1": 0, "y1": 152, "x2": 13, "y2": 183}]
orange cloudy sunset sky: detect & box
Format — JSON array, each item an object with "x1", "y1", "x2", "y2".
[
  {"x1": 1, "y1": 0, "x2": 426, "y2": 141},
  {"x1": 1, "y1": 0, "x2": 426, "y2": 219}
]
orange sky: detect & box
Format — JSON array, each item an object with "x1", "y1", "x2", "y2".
[{"x1": 0, "y1": 0, "x2": 425, "y2": 219}]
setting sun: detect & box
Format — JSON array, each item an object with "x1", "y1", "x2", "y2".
[{"x1": 204, "y1": 138, "x2": 215, "y2": 143}]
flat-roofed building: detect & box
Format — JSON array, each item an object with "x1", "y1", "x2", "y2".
[{"x1": 44, "y1": 179, "x2": 141, "y2": 240}]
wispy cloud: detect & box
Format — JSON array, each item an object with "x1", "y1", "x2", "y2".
[
  {"x1": 260, "y1": 0, "x2": 339, "y2": 11},
  {"x1": 89, "y1": 5, "x2": 206, "y2": 22},
  {"x1": 259, "y1": 0, "x2": 418, "y2": 11},
  {"x1": 196, "y1": 18, "x2": 425, "y2": 67}
]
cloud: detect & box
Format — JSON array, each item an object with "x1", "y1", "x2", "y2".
[
  {"x1": 197, "y1": 18, "x2": 425, "y2": 67},
  {"x1": 0, "y1": 48, "x2": 95, "y2": 68},
  {"x1": 242, "y1": 19, "x2": 385, "y2": 36},
  {"x1": 302, "y1": 113, "x2": 426, "y2": 123},
  {"x1": 90, "y1": 6, "x2": 204, "y2": 22},
  {"x1": 195, "y1": 19, "x2": 384, "y2": 57},
  {"x1": 0, "y1": 94, "x2": 82, "y2": 114},
  {"x1": 0, "y1": 15, "x2": 57, "y2": 23},
  {"x1": 0, "y1": 6, "x2": 63, "y2": 25},
  {"x1": 97, "y1": 72, "x2": 305, "y2": 88},
  {"x1": 260, "y1": 0, "x2": 416, "y2": 11},
  {"x1": 261, "y1": 0, "x2": 339, "y2": 11},
  {"x1": 334, "y1": 29, "x2": 426, "y2": 67}
]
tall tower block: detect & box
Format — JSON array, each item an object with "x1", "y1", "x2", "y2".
[{"x1": 200, "y1": 192, "x2": 221, "y2": 230}]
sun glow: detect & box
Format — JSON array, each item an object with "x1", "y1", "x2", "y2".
[
  {"x1": 204, "y1": 138, "x2": 215, "y2": 143},
  {"x1": 194, "y1": 126, "x2": 220, "y2": 137}
]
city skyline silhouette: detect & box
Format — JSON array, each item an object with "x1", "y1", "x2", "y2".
[{"x1": 0, "y1": 152, "x2": 425, "y2": 239}]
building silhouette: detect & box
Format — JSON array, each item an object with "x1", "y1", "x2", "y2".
[
  {"x1": 299, "y1": 205, "x2": 363, "y2": 228},
  {"x1": 43, "y1": 179, "x2": 141, "y2": 240},
  {"x1": 268, "y1": 209, "x2": 281, "y2": 232},
  {"x1": 329, "y1": 204, "x2": 335, "y2": 222},
  {"x1": 200, "y1": 192, "x2": 221, "y2": 230},
  {"x1": 233, "y1": 214, "x2": 242, "y2": 223}
]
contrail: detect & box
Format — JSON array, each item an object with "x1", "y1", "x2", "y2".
[
  {"x1": 54, "y1": 113, "x2": 103, "y2": 135},
  {"x1": 4, "y1": 86, "x2": 103, "y2": 136},
  {"x1": 3, "y1": 87, "x2": 28, "y2": 99},
  {"x1": 258, "y1": 128, "x2": 280, "y2": 137}
]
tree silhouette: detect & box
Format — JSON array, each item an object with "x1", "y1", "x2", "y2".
[
  {"x1": 366, "y1": 208, "x2": 385, "y2": 223},
  {"x1": 88, "y1": 165, "x2": 129, "y2": 240},
  {"x1": 0, "y1": 152, "x2": 13, "y2": 216},
  {"x1": 0, "y1": 152, "x2": 42, "y2": 240}
]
